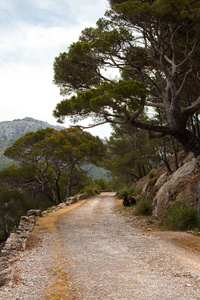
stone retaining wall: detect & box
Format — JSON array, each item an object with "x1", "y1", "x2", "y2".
[{"x1": 0, "y1": 193, "x2": 89, "y2": 287}]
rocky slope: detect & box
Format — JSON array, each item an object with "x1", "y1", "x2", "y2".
[
  {"x1": 134, "y1": 152, "x2": 200, "y2": 217},
  {"x1": 0, "y1": 117, "x2": 65, "y2": 169}
]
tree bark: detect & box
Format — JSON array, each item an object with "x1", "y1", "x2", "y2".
[
  {"x1": 162, "y1": 141, "x2": 172, "y2": 174},
  {"x1": 55, "y1": 178, "x2": 62, "y2": 203},
  {"x1": 173, "y1": 129, "x2": 200, "y2": 157},
  {"x1": 170, "y1": 137, "x2": 179, "y2": 170}
]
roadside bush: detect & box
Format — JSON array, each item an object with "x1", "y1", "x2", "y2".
[
  {"x1": 93, "y1": 178, "x2": 109, "y2": 190},
  {"x1": 117, "y1": 186, "x2": 142, "y2": 199},
  {"x1": 80, "y1": 187, "x2": 99, "y2": 196},
  {"x1": 134, "y1": 199, "x2": 153, "y2": 216},
  {"x1": 161, "y1": 202, "x2": 198, "y2": 231},
  {"x1": 117, "y1": 188, "x2": 129, "y2": 198}
]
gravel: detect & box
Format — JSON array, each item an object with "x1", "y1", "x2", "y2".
[
  {"x1": 1, "y1": 192, "x2": 200, "y2": 299},
  {"x1": 0, "y1": 232, "x2": 58, "y2": 299}
]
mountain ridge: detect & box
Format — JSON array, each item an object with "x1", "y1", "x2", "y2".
[
  {"x1": 0, "y1": 117, "x2": 66, "y2": 169},
  {"x1": 0, "y1": 117, "x2": 64, "y2": 140}
]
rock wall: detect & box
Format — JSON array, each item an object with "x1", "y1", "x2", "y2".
[
  {"x1": 136, "y1": 152, "x2": 200, "y2": 217},
  {"x1": 0, "y1": 211, "x2": 40, "y2": 287},
  {"x1": 0, "y1": 193, "x2": 89, "y2": 287}
]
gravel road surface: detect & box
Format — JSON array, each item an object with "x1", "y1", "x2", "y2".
[{"x1": 1, "y1": 192, "x2": 200, "y2": 299}]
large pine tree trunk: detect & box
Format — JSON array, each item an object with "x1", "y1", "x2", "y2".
[{"x1": 173, "y1": 129, "x2": 200, "y2": 157}]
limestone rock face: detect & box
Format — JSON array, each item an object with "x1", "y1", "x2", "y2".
[
  {"x1": 134, "y1": 152, "x2": 200, "y2": 218},
  {"x1": 0, "y1": 117, "x2": 64, "y2": 141},
  {"x1": 152, "y1": 157, "x2": 199, "y2": 217}
]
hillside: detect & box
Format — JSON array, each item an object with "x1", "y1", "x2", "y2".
[{"x1": 0, "y1": 117, "x2": 65, "y2": 169}]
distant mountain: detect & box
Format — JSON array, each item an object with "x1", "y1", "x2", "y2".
[{"x1": 0, "y1": 117, "x2": 65, "y2": 169}]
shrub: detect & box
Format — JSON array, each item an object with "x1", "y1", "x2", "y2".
[
  {"x1": 149, "y1": 171, "x2": 155, "y2": 179},
  {"x1": 117, "y1": 188, "x2": 130, "y2": 198},
  {"x1": 117, "y1": 186, "x2": 142, "y2": 199},
  {"x1": 80, "y1": 187, "x2": 99, "y2": 196},
  {"x1": 93, "y1": 178, "x2": 109, "y2": 190},
  {"x1": 134, "y1": 199, "x2": 153, "y2": 216},
  {"x1": 161, "y1": 202, "x2": 198, "y2": 231}
]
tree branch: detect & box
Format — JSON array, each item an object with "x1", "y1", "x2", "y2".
[
  {"x1": 148, "y1": 131, "x2": 166, "y2": 139},
  {"x1": 145, "y1": 102, "x2": 165, "y2": 109},
  {"x1": 130, "y1": 119, "x2": 174, "y2": 136},
  {"x1": 182, "y1": 96, "x2": 200, "y2": 116},
  {"x1": 176, "y1": 37, "x2": 198, "y2": 69},
  {"x1": 176, "y1": 62, "x2": 193, "y2": 97},
  {"x1": 129, "y1": 105, "x2": 144, "y2": 120},
  {"x1": 72, "y1": 121, "x2": 109, "y2": 130}
]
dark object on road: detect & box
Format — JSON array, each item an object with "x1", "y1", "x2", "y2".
[
  {"x1": 123, "y1": 195, "x2": 136, "y2": 207},
  {"x1": 123, "y1": 196, "x2": 130, "y2": 207},
  {"x1": 128, "y1": 195, "x2": 136, "y2": 206}
]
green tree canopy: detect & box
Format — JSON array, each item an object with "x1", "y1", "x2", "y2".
[
  {"x1": 4, "y1": 127, "x2": 106, "y2": 204},
  {"x1": 53, "y1": 0, "x2": 200, "y2": 157}
]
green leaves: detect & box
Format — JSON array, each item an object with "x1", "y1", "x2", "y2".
[
  {"x1": 93, "y1": 28, "x2": 134, "y2": 53},
  {"x1": 4, "y1": 128, "x2": 106, "y2": 203},
  {"x1": 53, "y1": 41, "x2": 102, "y2": 95},
  {"x1": 54, "y1": 79, "x2": 148, "y2": 123}
]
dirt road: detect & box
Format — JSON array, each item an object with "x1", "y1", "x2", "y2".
[
  {"x1": 1, "y1": 192, "x2": 200, "y2": 299},
  {"x1": 57, "y1": 192, "x2": 200, "y2": 299}
]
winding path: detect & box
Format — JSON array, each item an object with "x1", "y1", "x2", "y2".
[{"x1": 1, "y1": 192, "x2": 200, "y2": 299}]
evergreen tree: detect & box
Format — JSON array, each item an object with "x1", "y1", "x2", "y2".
[{"x1": 53, "y1": 0, "x2": 200, "y2": 157}]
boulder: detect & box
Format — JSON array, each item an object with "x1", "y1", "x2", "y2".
[
  {"x1": 57, "y1": 203, "x2": 66, "y2": 209},
  {"x1": 27, "y1": 209, "x2": 42, "y2": 217},
  {"x1": 66, "y1": 196, "x2": 78, "y2": 205},
  {"x1": 152, "y1": 157, "x2": 198, "y2": 217},
  {"x1": 0, "y1": 266, "x2": 14, "y2": 287}
]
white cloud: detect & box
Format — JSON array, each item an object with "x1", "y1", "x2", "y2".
[
  {"x1": 0, "y1": 21, "x2": 95, "y2": 65},
  {"x1": 0, "y1": 63, "x2": 58, "y2": 121},
  {"x1": 0, "y1": 0, "x2": 14, "y2": 10},
  {"x1": 0, "y1": 0, "x2": 112, "y2": 138},
  {"x1": 33, "y1": 0, "x2": 109, "y2": 21},
  {"x1": 0, "y1": 60, "x2": 113, "y2": 138}
]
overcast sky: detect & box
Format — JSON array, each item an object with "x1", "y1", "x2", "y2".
[{"x1": 0, "y1": 0, "x2": 113, "y2": 138}]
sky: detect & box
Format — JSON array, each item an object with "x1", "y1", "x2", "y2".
[{"x1": 0, "y1": 0, "x2": 113, "y2": 139}]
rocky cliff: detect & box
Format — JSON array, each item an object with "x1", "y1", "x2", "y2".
[
  {"x1": 0, "y1": 117, "x2": 64, "y2": 169},
  {"x1": 135, "y1": 152, "x2": 200, "y2": 218}
]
